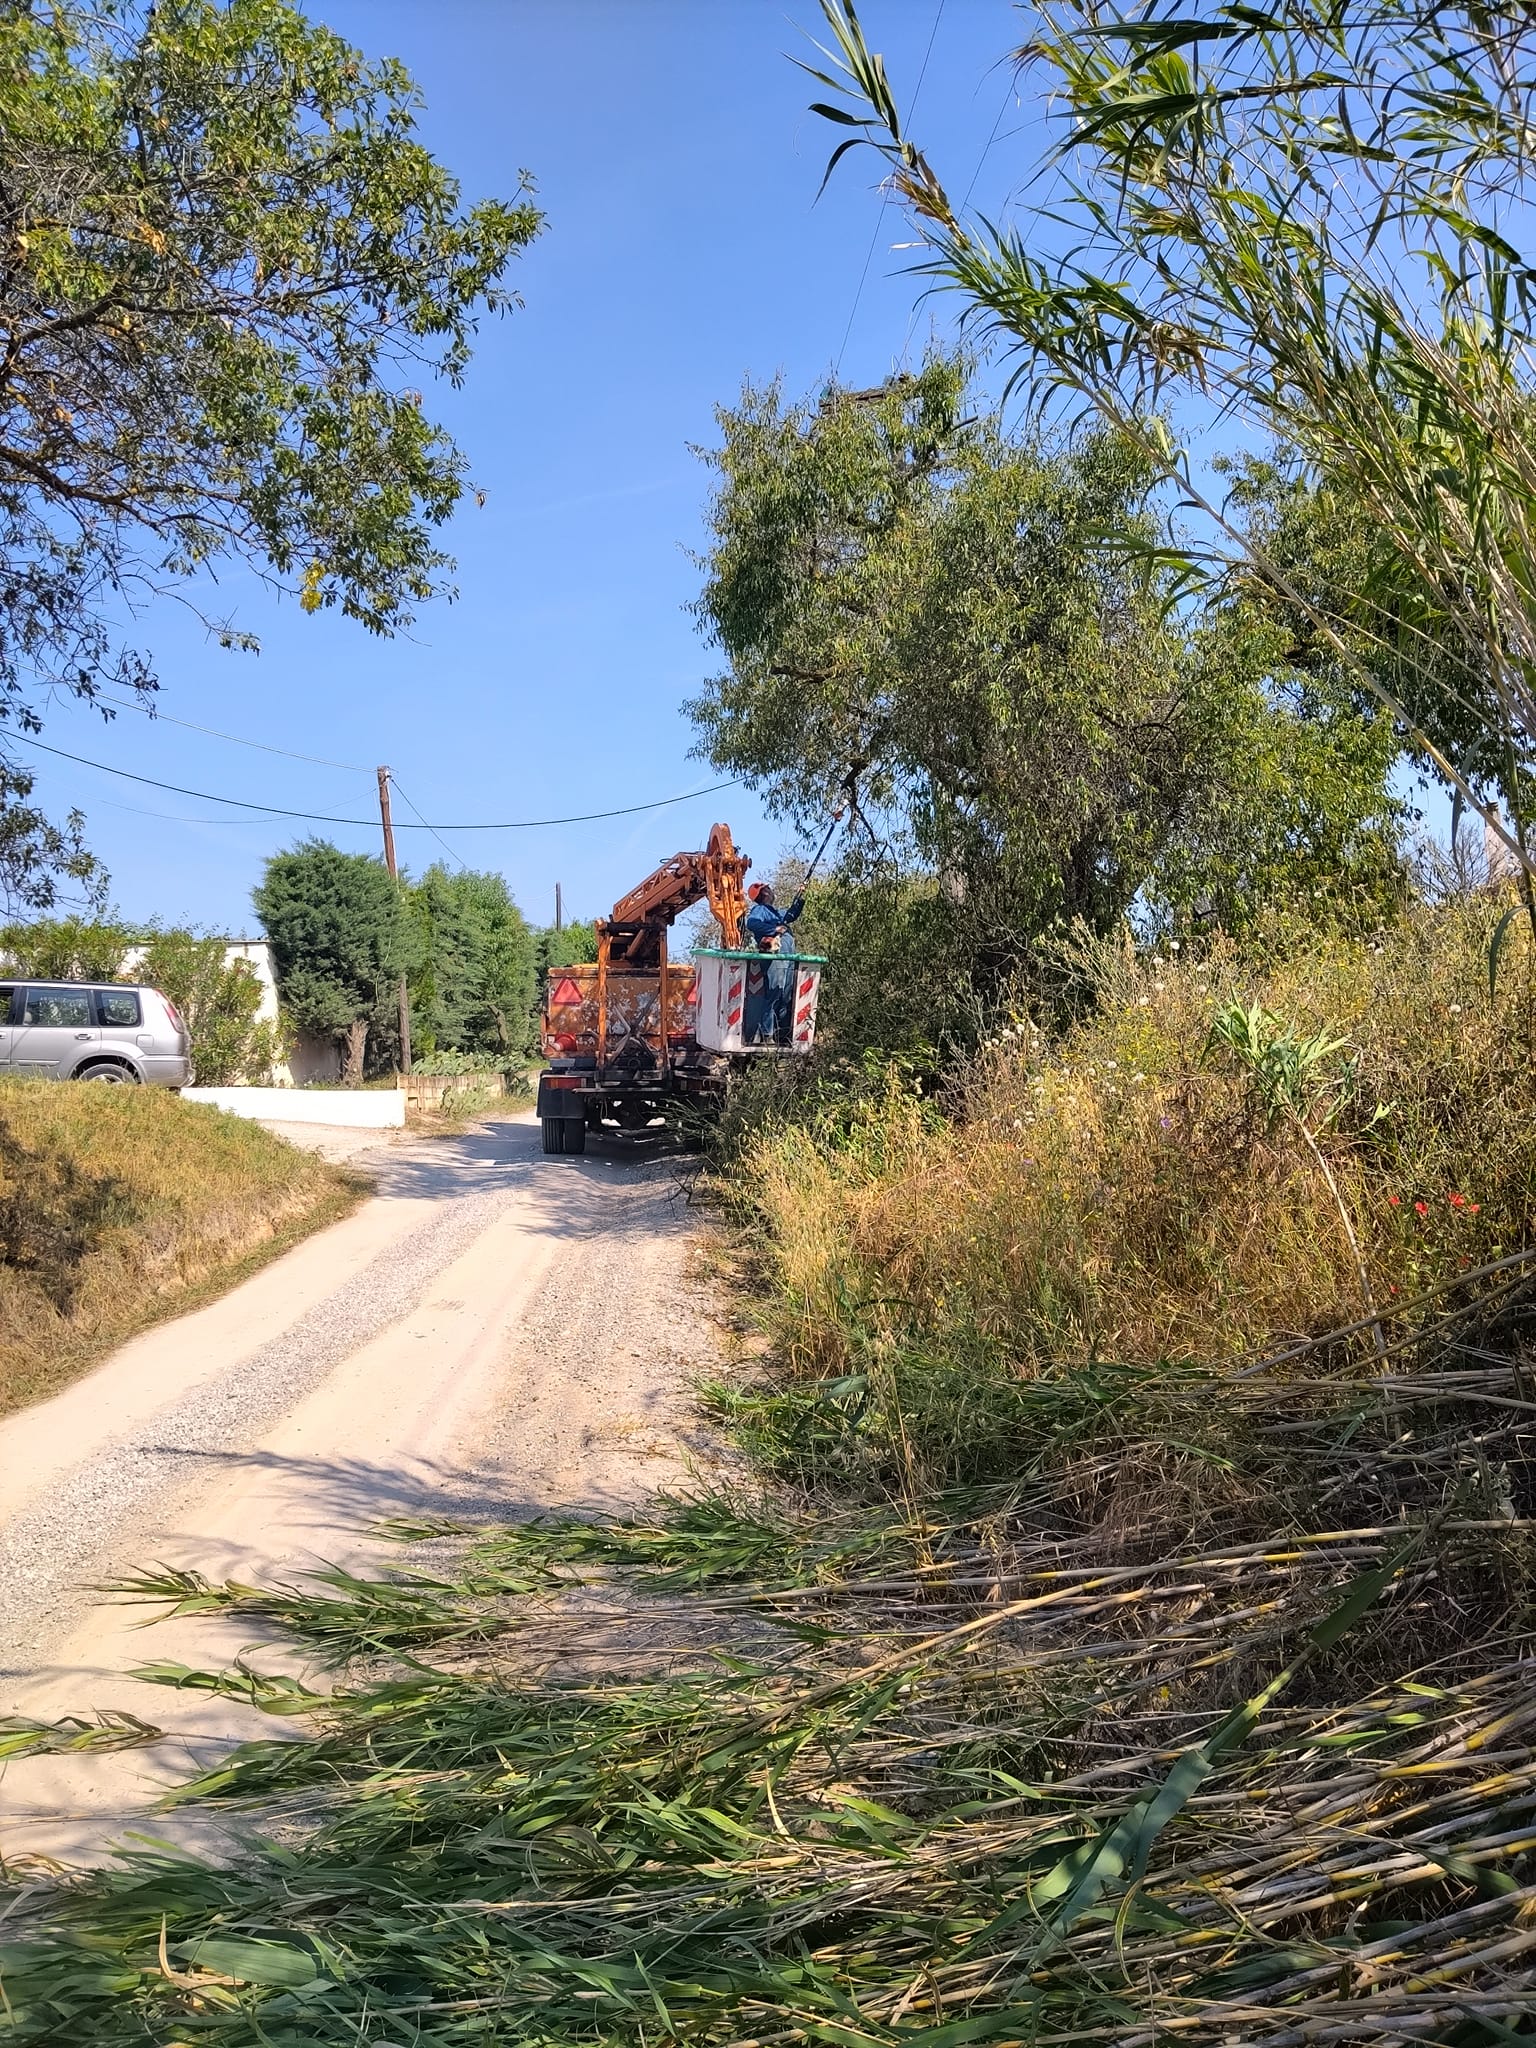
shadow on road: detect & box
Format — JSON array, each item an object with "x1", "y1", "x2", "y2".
[{"x1": 360, "y1": 1113, "x2": 699, "y2": 1217}]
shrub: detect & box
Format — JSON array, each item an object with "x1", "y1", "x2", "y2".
[
  {"x1": 734, "y1": 892, "x2": 1536, "y2": 1488},
  {"x1": 135, "y1": 929, "x2": 276, "y2": 1085}
]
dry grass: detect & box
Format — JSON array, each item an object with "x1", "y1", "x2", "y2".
[
  {"x1": 747, "y1": 893, "x2": 1536, "y2": 1409},
  {"x1": 0, "y1": 1079, "x2": 362, "y2": 1416}
]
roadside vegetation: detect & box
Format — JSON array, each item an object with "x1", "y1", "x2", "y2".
[
  {"x1": 4, "y1": 4, "x2": 1536, "y2": 2046},
  {"x1": 0, "y1": 1081, "x2": 358, "y2": 1417},
  {"x1": 254, "y1": 841, "x2": 555, "y2": 1081},
  {"x1": 0, "y1": 917, "x2": 277, "y2": 1085}
]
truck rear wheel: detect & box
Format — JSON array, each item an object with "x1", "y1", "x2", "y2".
[
  {"x1": 541, "y1": 1116, "x2": 566, "y2": 1154},
  {"x1": 562, "y1": 1116, "x2": 587, "y2": 1155}
]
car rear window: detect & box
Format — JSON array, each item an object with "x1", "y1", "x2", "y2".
[
  {"x1": 96, "y1": 989, "x2": 141, "y2": 1027},
  {"x1": 23, "y1": 987, "x2": 91, "y2": 1028}
]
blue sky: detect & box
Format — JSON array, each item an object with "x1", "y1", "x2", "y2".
[{"x1": 26, "y1": 0, "x2": 1025, "y2": 935}]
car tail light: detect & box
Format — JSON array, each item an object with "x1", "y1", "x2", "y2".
[{"x1": 154, "y1": 990, "x2": 183, "y2": 1030}]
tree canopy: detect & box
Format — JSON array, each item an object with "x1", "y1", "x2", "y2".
[
  {"x1": 805, "y1": 0, "x2": 1536, "y2": 875},
  {"x1": 0, "y1": 0, "x2": 540, "y2": 887},
  {"x1": 253, "y1": 840, "x2": 406, "y2": 1081},
  {"x1": 413, "y1": 866, "x2": 537, "y2": 1060},
  {"x1": 690, "y1": 357, "x2": 1402, "y2": 1040}
]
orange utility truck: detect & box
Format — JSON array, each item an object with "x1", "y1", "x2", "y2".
[{"x1": 535, "y1": 823, "x2": 826, "y2": 1154}]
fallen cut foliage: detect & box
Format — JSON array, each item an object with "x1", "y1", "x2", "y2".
[
  {"x1": 0, "y1": 1079, "x2": 360, "y2": 1415},
  {"x1": 1, "y1": 1328, "x2": 1530, "y2": 2045}
]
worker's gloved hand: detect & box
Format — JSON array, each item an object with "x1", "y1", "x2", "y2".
[{"x1": 787, "y1": 894, "x2": 805, "y2": 921}]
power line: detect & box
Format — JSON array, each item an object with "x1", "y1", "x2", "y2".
[
  {"x1": 79, "y1": 688, "x2": 371, "y2": 774},
  {"x1": 832, "y1": 0, "x2": 947, "y2": 379},
  {"x1": 5, "y1": 729, "x2": 739, "y2": 830},
  {"x1": 388, "y1": 771, "x2": 467, "y2": 870},
  {"x1": 960, "y1": 73, "x2": 1017, "y2": 217},
  {"x1": 92, "y1": 795, "x2": 274, "y2": 825}
]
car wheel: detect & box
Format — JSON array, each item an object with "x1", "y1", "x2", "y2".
[{"x1": 80, "y1": 1063, "x2": 138, "y2": 1084}]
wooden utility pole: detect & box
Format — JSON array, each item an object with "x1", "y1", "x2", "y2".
[
  {"x1": 554, "y1": 881, "x2": 563, "y2": 932},
  {"x1": 377, "y1": 765, "x2": 412, "y2": 1077}
]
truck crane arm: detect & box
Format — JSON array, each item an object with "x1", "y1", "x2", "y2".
[{"x1": 602, "y1": 821, "x2": 749, "y2": 964}]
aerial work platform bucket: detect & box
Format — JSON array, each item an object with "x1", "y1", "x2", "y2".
[{"x1": 692, "y1": 948, "x2": 827, "y2": 1054}]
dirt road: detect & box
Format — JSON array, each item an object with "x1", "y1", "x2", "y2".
[{"x1": 0, "y1": 1112, "x2": 726, "y2": 1862}]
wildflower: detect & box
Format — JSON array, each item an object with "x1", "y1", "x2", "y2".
[
  {"x1": 1448, "y1": 1003, "x2": 1462, "y2": 1015},
  {"x1": 1389, "y1": 1284, "x2": 1399, "y2": 1295},
  {"x1": 1132, "y1": 1072, "x2": 1147, "y2": 1084},
  {"x1": 1388, "y1": 1195, "x2": 1400, "y2": 1206},
  {"x1": 1011, "y1": 1119, "x2": 1024, "y2": 1131},
  {"x1": 1470, "y1": 1203, "x2": 1481, "y2": 1214},
  {"x1": 1448, "y1": 1192, "x2": 1466, "y2": 1208},
  {"x1": 1414, "y1": 1200, "x2": 1429, "y2": 1217}
]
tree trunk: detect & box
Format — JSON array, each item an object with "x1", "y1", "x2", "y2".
[{"x1": 342, "y1": 1017, "x2": 367, "y2": 1085}]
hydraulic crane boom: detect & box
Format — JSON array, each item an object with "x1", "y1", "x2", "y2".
[{"x1": 598, "y1": 821, "x2": 749, "y2": 969}]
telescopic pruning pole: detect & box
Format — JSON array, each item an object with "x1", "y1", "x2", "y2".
[{"x1": 377, "y1": 765, "x2": 412, "y2": 1077}]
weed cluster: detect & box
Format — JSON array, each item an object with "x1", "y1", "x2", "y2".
[{"x1": 737, "y1": 896, "x2": 1536, "y2": 1489}]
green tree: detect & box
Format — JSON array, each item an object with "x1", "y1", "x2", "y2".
[
  {"x1": 254, "y1": 841, "x2": 406, "y2": 1083},
  {"x1": 535, "y1": 920, "x2": 599, "y2": 976},
  {"x1": 690, "y1": 357, "x2": 1401, "y2": 1038},
  {"x1": 0, "y1": 770, "x2": 108, "y2": 918},
  {"x1": 414, "y1": 866, "x2": 537, "y2": 1059},
  {"x1": 806, "y1": 0, "x2": 1536, "y2": 881},
  {"x1": 0, "y1": 0, "x2": 541, "y2": 890}
]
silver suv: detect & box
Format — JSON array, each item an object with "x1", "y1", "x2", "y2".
[{"x1": 0, "y1": 982, "x2": 191, "y2": 1087}]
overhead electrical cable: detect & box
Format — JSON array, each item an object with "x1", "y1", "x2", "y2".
[
  {"x1": 5, "y1": 729, "x2": 739, "y2": 830},
  {"x1": 961, "y1": 74, "x2": 1017, "y2": 216},
  {"x1": 79, "y1": 688, "x2": 372, "y2": 774},
  {"x1": 388, "y1": 771, "x2": 468, "y2": 870}
]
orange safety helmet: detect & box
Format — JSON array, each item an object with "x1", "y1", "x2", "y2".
[{"x1": 747, "y1": 882, "x2": 765, "y2": 902}]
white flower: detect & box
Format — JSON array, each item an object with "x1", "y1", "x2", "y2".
[{"x1": 1448, "y1": 1003, "x2": 1462, "y2": 1015}]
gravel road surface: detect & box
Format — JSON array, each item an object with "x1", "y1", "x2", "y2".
[{"x1": 0, "y1": 1111, "x2": 728, "y2": 1861}]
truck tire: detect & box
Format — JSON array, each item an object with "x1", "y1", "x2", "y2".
[
  {"x1": 562, "y1": 1117, "x2": 587, "y2": 1155},
  {"x1": 541, "y1": 1116, "x2": 566, "y2": 1154}
]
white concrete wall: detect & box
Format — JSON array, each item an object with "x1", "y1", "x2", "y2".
[{"x1": 182, "y1": 1086, "x2": 406, "y2": 1127}]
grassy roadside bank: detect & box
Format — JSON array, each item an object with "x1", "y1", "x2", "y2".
[
  {"x1": 0, "y1": 901, "x2": 1532, "y2": 2043},
  {"x1": 0, "y1": 1081, "x2": 364, "y2": 1417}
]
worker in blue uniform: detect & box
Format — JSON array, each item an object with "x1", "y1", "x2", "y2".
[{"x1": 744, "y1": 884, "x2": 804, "y2": 1043}]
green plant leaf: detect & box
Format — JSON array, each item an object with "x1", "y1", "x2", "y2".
[
  {"x1": 182, "y1": 1936, "x2": 318, "y2": 1987},
  {"x1": 1488, "y1": 904, "x2": 1519, "y2": 1003}
]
